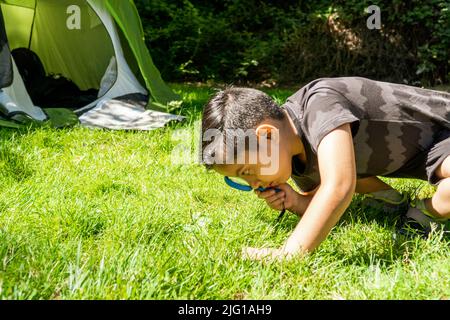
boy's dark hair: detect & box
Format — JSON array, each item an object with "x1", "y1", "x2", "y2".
[{"x1": 200, "y1": 87, "x2": 286, "y2": 168}]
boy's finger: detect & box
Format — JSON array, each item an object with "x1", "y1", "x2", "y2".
[
  {"x1": 271, "y1": 198, "x2": 285, "y2": 209},
  {"x1": 257, "y1": 189, "x2": 276, "y2": 199},
  {"x1": 266, "y1": 192, "x2": 285, "y2": 203}
]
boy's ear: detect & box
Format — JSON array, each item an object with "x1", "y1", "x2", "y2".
[{"x1": 255, "y1": 124, "x2": 279, "y2": 143}]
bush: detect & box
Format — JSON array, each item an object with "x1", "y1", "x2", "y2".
[{"x1": 135, "y1": 0, "x2": 450, "y2": 86}]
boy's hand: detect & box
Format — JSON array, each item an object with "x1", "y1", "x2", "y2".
[{"x1": 254, "y1": 183, "x2": 298, "y2": 211}]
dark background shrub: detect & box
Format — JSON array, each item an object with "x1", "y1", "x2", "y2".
[{"x1": 136, "y1": 0, "x2": 450, "y2": 86}]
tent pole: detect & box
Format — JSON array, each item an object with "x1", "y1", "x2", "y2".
[{"x1": 27, "y1": 0, "x2": 37, "y2": 49}]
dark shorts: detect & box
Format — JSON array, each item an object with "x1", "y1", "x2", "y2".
[
  {"x1": 425, "y1": 129, "x2": 450, "y2": 184},
  {"x1": 385, "y1": 129, "x2": 450, "y2": 185}
]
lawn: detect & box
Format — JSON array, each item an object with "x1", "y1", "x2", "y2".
[{"x1": 0, "y1": 84, "x2": 449, "y2": 299}]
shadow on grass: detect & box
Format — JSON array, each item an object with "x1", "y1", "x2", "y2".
[
  {"x1": 255, "y1": 192, "x2": 449, "y2": 267},
  {"x1": 333, "y1": 195, "x2": 448, "y2": 267}
]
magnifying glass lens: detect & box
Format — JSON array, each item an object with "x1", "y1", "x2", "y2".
[{"x1": 227, "y1": 177, "x2": 251, "y2": 187}]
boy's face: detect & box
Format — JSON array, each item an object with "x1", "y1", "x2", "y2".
[{"x1": 213, "y1": 138, "x2": 293, "y2": 190}]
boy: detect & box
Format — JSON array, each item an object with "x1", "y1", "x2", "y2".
[{"x1": 200, "y1": 77, "x2": 450, "y2": 260}]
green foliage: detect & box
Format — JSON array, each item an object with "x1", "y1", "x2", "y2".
[{"x1": 136, "y1": 0, "x2": 450, "y2": 86}]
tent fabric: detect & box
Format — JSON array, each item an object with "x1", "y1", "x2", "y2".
[
  {"x1": 1, "y1": 57, "x2": 47, "y2": 120},
  {"x1": 0, "y1": 3, "x2": 46, "y2": 120},
  {"x1": 105, "y1": 0, "x2": 179, "y2": 106},
  {"x1": 2, "y1": 0, "x2": 35, "y2": 9},
  {"x1": 79, "y1": 98, "x2": 184, "y2": 130},
  {"x1": 0, "y1": 0, "x2": 181, "y2": 129},
  {"x1": 75, "y1": 0, "x2": 149, "y2": 113},
  {"x1": 0, "y1": 3, "x2": 34, "y2": 50},
  {"x1": 0, "y1": 6, "x2": 12, "y2": 88},
  {"x1": 31, "y1": 0, "x2": 115, "y2": 90}
]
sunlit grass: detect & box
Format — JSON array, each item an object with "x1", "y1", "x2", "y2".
[{"x1": 0, "y1": 84, "x2": 448, "y2": 299}]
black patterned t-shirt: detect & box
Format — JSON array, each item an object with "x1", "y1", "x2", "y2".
[{"x1": 281, "y1": 77, "x2": 450, "y2": 192}]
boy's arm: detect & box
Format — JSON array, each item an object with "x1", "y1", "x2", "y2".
[
  {"x1": 245, "y1": 123, "x2": 356, "y2": 259},
  {"x1": 282, "y1": 123, "x2": 356, "y2": 254},
  {"x1": 288, "y1": 186, "x2": 319, "y2": 216}
]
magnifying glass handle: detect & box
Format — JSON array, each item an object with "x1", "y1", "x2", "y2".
[
  {"x1": 257, "y1": 187, "x2": 282, "y2": 193},
  {"x1": 276, "y1": 208, "x2": 286, "y2": 222}
]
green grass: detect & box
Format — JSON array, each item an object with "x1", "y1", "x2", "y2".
[{"x1": 0, "y1": 84, "x2": 449, "y2": 300}]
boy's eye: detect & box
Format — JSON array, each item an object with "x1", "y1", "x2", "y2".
[{"x1": 243, "y1": 170, "x2": 251, "y2": 176}]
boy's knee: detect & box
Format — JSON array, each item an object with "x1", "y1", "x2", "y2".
[
  {"x1": 436, "y1": 178, "x2": 450, "y2": 195},
  {"x1": 435, "y1": 155, "x2": 450, "y2": 179},
  {"x1": 442, "y1": 212, "x2": 450, "y2": 219},
  {"x1": 432, "y1": 178, "x2": 450, "y2": 218}
]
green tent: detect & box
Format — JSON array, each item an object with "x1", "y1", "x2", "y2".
[{"x1": 0, "y1": 0, "x2": 181, "y2": 127}]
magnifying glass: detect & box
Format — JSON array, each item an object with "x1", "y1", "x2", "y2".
[{"x1": 224, "y1": 176, "x2": 286, "y2": 221}]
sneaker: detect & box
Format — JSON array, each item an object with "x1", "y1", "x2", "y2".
[
  {"x1": 361, "y1": 191, "x2": 409, "y2": 215},
  {"x1": 399, "y1": 199, "x2": 449, "y2": 237}
]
